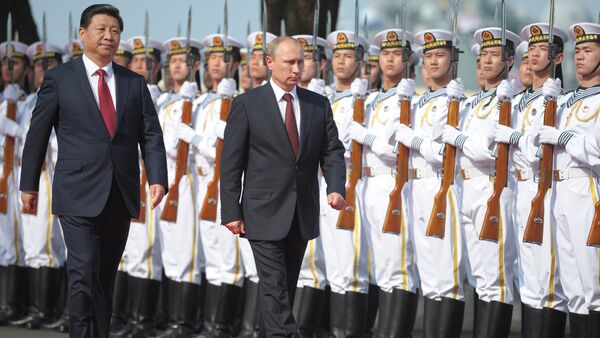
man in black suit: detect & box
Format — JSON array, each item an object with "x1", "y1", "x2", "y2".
[
  {"x1": 19, "y1": 4, "x2": 168, "y2": 338},
  {"x1": 220, "y1": 36, "x2": 346, "y2": 337}
]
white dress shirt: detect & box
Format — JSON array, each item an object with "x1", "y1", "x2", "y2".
[
  {"x1": 270, "y1": 79, "x2": 301, "y2": 134},
  {"x1": 82, "y1": 53, "x2": 117, "y2": 111}
]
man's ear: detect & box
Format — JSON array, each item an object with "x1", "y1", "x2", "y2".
[
  {"x1": 266, "y1": 55, "x2": 274, "y2": 70},
  {"x1": 555, "y1": 52, "x2": 564, "y2": 65}
]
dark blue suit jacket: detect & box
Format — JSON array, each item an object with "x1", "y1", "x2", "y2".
[
  {"x1": 220, "y1": 83, "x2": 346, "y2": 241},
  {"x1": 20, "y1": 56, "x2": 168, "y2": 218}
]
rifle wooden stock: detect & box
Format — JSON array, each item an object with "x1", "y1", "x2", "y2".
[
  {"x1": 426, "y1": 99, "x2": 459, "y2": 238},
  {"x1": 523, "y1": 99, "x2": 557, "y2": 245},
  {"x1": 132, "y1": 164, "x2": 147, "y2": 223},
  {"x1": 160, "y1": 100, "x2": 192, "y2": 222},
  {"x1": 0, "y1": 101, "x2": 16, "y2": 214},
  {"x1": 200, "y1": 97, "x2": 232, "y2": 221},
  {"x1": 588, "y1": 200, "x2": 600, "y2": 247},
  {"x1": 480, "y1": 100, "x2": 511, "y2": 242},
  {"x1": 337, "y1": 97, "x2": 365, "y2": 230},
  {"x1": 382, "y1": 98, "x2": 411, "y2": 234}
]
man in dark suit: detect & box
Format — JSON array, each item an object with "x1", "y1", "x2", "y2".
[
  {"x1": 220, "y1": 36, "x2": 346, "y2": 337},
  {"x1": 19, "y1": 4, "x2": 168, "y2": 338}
]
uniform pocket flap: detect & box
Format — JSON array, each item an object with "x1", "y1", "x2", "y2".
[
  {"x1": 243, "y1": 187, "x2": 272, "y2": 200},
  {"x1": 55, "y1": 159, "x2": 82, "y2": 171}
]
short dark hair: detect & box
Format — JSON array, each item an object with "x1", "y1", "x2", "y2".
[{"x1": 80, "y1": 4, "x2": 124, "y2": 32}]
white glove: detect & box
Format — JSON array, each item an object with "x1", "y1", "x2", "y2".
[
  {"x1": 441, "y1": 125, "x2": 467, "y2": 148},
  {"x1": 347, "y1": 121, "x2": 369, "y2": 144},
  {"x1": 350, "y1": 78, "x2": 368, "y2": 98},
  {"x1": 147, "y1": 84, "x2": 161, "y2": 104},
  {"x1": 537, "y1": 125, "x2": 562, "y2": 145},
  {"x1": 496, "y1": 79, "x2": 514, "y2": 101},
  {"x1": 542, "y1": 78, "x2": 561, "y2": 99},
  {"x1": 494, "y1": 124, "x2": 521, "y2": 145},
  {"x1": 324, "y1": 85, "x2": 335, "y2": 97},
  {"x1": 217, "y1": 78, "x2": 236, "y2": 98},
  {"x1": 394, "y1": 124, "x2": 418, "y2": 148},
  {"x1": 0, "y1": 118, "x2": 25, "y2": 139},
  {"x1": 176, "y1": 122, "x2": 199, "y2": 145},
  {"x1": 215, "y1": 120, "x2": 226, "y2": 139},
  {"x1": 180, "y1": 81, "x2": 199, "y2": 99},
  {"x1": 307, "y1": 78, "x2": 326, "y2": 96},
  {"x1": 446, "y1": 78, "x2": 464, "y2": 99},
  {"x1": 3, "y1": 84, "x2": 20, "y2": 102},
  {"x1": 396, "y1": 78, "x2": 415, "y2": 98}
]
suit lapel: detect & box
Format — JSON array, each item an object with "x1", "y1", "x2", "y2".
[
  {"x1": 73, "y1": 57, "x2": 110, "y2": 139},
  {"x1": 113, "y1": 64, "x2": 129, "y2": 139},
  {"x1": 296, "y1": 89, "x2": 313, "y2": 160},
  {"x1": 259, "y1": 84, "x2": 296, "y2": 162}
]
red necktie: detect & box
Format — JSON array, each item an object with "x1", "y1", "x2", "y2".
[
  {"x1": 95, "y1": 69, "x2": 116, "y2": 136},
  {"x1": 282, "y1": 93, "x2": 299, "y2": 157}
]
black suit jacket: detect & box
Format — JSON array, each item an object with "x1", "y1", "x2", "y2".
[
  {"x1": 20, "y1": 56, "x2": 168, "y2": 218},
  {"x1": 220, "y1": 83, "x2": 346, "y2": 241}
]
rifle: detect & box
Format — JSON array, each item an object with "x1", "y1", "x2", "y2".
[
  {"x1": 0, "y1": 13, "x2": 16, "y2": 215},
  {"x1": 262, "y1": 0, "x2": 270, "y2": 80},
  {"x1": 480, "y1": 0, "x2": 510, "y2": 242},
  {"x1": 426, "y1": 0, "x2": 461, "y2": 238},
  {"x1": 523, "y1": 0, "x2": 557, "y2": 245},
  {"x1": 383, "y1": 0, "x2": 409, "y2": 234},
  {"x1": 588, "y1": 197, "x2": 600, "y2": 247},
  {"x1": 200, "y1": 0, "x2": 232, "y2": 222},
  {"x1": 145, "y1": 10, "x2": 154, "y2": 85},
  {"x1": 160, "y1": 6, "x2": 193, "y2": 222},
  {"x1": 337, "y1": 0, "x2": 364, "y2": 230},
  {"x1": 132, "y1": 163, "x2": 148, "y2": 223},
  {"x1": 325, "y1": 10, "x2": 333, "y2": 84}
]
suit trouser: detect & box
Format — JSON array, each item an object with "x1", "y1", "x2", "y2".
[
  {"x1": 552, "y1": 176, "x2": 600, "y2": 313},
  {"x1": 59, "y1": 178, "x2": 131, "y2": 338},
  {"x1": 514, "y1": 178, "x2": 568, "y2": 312},
  {"x1": 249, "y1": 213, "x2": 308, "y2": 337}
]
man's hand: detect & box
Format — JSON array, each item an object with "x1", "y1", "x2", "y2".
[
  {"x1": 224, "y1": 220, "x2": 245, "y2": 235},
  {"x1": 327, "y1": 193, "x2": 345, "y2": 210},
  {"x1": 21, "y1": 192, "x2": 38, "y2": 213},
  {"x1": 150, "y1": 184, "x2": 165, "y2": 209}
]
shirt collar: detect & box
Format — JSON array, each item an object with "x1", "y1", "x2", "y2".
[
  {"x1": 82, "y1": 53, "x2": 114, "y2": 78},
  {"x1": 270, "y1": 79, "x2": 298, "y2": 103}
]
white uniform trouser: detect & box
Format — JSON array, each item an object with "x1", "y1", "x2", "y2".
[
  {"x1": 20, "y1": 167, "x2": 65, "y2": 268},
  {"x1": 0, "y1": 168, "x2": 23, "y2": 267},
  {"x1": 197, "y1": 170, "x2": 222, "y2": 286},
  {"x1": 297, "y1": 176, "x2": 328, "y2": 290},
  {"x1": 320, "y1": 177, "x2": 369, "y2": 294},
  {"x1": 158, "y1": 170, "x2": 203, "y2": 285},
  {"x1": 361, "y1": 174, "x2": 418, "y2": 293},
  {"x1": 461, "y1": 174, "x2": 517, "y2": 304},
  {"x1": 410, "y1": 176, "x2": 465, "y2": 300},
  {"x1": 240, "y1": 238, "x2": 259, "y2": 283},
  {"x1": 552, "y1": 176, "x2": 600, "y2": 313},
  {"x1": 514, "y1": 176, "x2": 568, "y2": 312},
  {"x1": 126, "y1": 188, "x2": 163, "y2": 281}
]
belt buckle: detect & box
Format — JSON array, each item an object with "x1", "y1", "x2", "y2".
[
  {"x1": 411, "y1": 168, "x2": 423, "y2": 179},
  {"x1": 197, "y1": 167, "x2": 205, "y2": 176},
  {"x1": 515, "y1": 169, "x2": 525, "y2": 181},
  {"x1": 461, "y1": 169, "x2": 472, "y2": 180},
  {"x1": 437, "y1": 170, "x2": 444, "y2": 180},
  {"x1": 553, "y1": 170, "x2": 566, "y2": 181},
  {"x1": 364, "y1": 167, "x2": 374, "y2": 177}
]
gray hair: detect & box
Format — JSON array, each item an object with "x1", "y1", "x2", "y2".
[{"x1": 266, "y1": 36, "x2": 302, "y2": 59}]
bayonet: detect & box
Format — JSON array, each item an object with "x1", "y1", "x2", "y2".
[
  {"x1": 501, "y1": 0, "x2": 508, "y2": 80},
  {"x1": 145, "y1": 10, "x2": 154, "y2": 84},
  {"x1": 354, "y1": 0, "x2": 362, "y2": 79},
  {"x1": 280, "y1": 18, "x2": 286, "y2": 36},
  {"x1": 326, "y1": 10, "x2": 333, "y2": 85},
  {"x1": 42, "y1": 12, "x2": 48, "y2": 71},
  {"x1": 312, "y1": 0, "x2": 320, "y2": 78},
  {"x1": 246, "y1": 21, "x2": 252, "y2": 88},
  {"x1": 262, "y1": 0, "x2": 269, "y2": 78},
  {"x1": 223, "y1": 0, "x2": 231, "y2": 76},
  {"x1": 364, "y1": 13, "x2": 371, "y2": 90},
  {"x1": 186, "y1": 5, "x2": 193, "y2": 82},
  {"x1": 68, "y1": 12, "x2": 73, "y2": 59},
  {"x1": 177, "y1": 23, "x2": 181, "y2": 37},
  {"x1": 7, "y1": 13, "x2": 13, "y2": 83},
  {"x1": 548, "y1": 0, "x2": 556, "y2": 79},
  {"x1": 401, "y1": 0, "x2": 409, "y2": 79},
  {"x1": 450, "y1": 0, "x2": 461, "y2": 79}
]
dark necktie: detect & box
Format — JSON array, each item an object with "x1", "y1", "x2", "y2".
[
  {"x1": 282, "y1": 93, "x2": 299, "y2": 157},
  {"x1": 95, "y1": 69, "x2": 117, "y2": 136}
]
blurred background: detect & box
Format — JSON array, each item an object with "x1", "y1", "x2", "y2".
[{"x1": 1, "y1": 0, "x2": 598, "y2": 90}]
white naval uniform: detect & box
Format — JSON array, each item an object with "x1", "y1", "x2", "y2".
[
  {"x1": 458, "y1": 89, "x2": 517, "y2": 304},
  {"x1": 194, "y1": 92, "x2": 246, "y2": 287},
  {"x1": 359, "y1": 88, "x2": 418, "y2": 293},
  {"x1": 18, "y1": 92, "x2": 65, "y2": 269},
  {"x1": 409, "y1": 89, "x2": 466, "y2": 301},
  {"x1": 318, "y1": 89, "x2": 370, "y2": 294},
  {"x1": 0, "y1": 92, "x2": 27, "y2": 268},
  {"x1": 510, "y1": 88, "x2": 568, "y2": 312},
  {"x1": 156, "y1": 92, "x2": 203, "y2": 285},
  {"x1": 546, "y1": 87, "x2": 600, "y2": 313}
]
